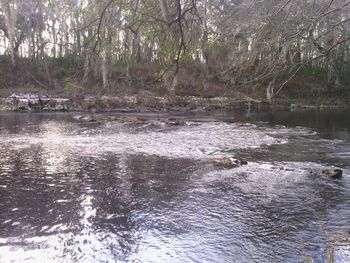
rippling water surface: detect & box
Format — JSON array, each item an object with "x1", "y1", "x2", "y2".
[{"x1": 0, "y1": 110, "x2": 350, "y2": 263}]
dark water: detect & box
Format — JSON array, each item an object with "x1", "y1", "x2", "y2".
[{"x1": 0, "y1": 110, "x2": 350, "y2": 263}]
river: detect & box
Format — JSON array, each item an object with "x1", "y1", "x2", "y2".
[{"x1": 0, "y1": 110, "x2": 350, "y2": 263}]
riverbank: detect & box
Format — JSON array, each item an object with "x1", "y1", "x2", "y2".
[
  {"x1": 1, "y1": 58, "x2": 350, "y2": 113},
  {"x1": 0, "y1": 94, "x2": 251, "y2": 112},
  {"x1": 0, "y1": 94, "x2": 349, "y2": 113}
]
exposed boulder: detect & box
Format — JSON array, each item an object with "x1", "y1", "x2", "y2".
[
  {"x1": 81, "y1": 115, "x2": 97, "y2": 122},
  {"x1": 73, "y1": 114, "x2": 118, "y2": 123},
  {"x1": 212, "y1": 156, "x2": 248, "y2": 169},
  {"x1": 53, "y1": 99, "x2": 69, "y2": 111},
  {"x1": 311, "y1": 168, "x2": 343, "y2": 179},
  {"x1": 17, "y1": 98, "x2": 31, "y2": 110},
  {"x1": 134, "y1": 117, "x2": 148, "y2": 125},
  {"x1": 166, "y1": 118, "x2": 187, "y2": 126},
  {"x1": 164, "y1": 118, "x2": 199, "y2": 126},
  {"x1": 7, "y1": 94, "x2": 71, "y2": 111}
]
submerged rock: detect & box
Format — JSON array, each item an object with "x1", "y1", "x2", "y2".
[
  {"x1": 164, "y1": 118, "x2": 199, "y2": 126},
  {"x1": 166, "y1": 118, "x2": 186, "y2": 126},
  {"x1": 311, "y1": 168, "x2": 343, "y2": 179},
  {"x1": 73, "y1": 115, "x2": 84, "y2": 120},
  {"x1": 73, "y1": 114, "x2": 149, "y2": 125},
  {"x1": 134, "y1": 117, "x2": 148, "y2": 125},
  {"x1": 73, "y1": 114, "x2": 97, "y2": 122},
  {"x1": 73, "y1": 114, "x2": 121, "y2": 123},
  {"x1": 82, "y1": 115, "x2": 97, "y2": 122},
  {"x1": 212, "y1": 156, "x2": 248, "y2": 169}
]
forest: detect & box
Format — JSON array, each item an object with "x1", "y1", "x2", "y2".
[
  {"x1": 1, "y1": 0, "x2": 350, "y2": 102},
  {"x1": 2, "y1": 2, "x2": 350, "y2": 263}
]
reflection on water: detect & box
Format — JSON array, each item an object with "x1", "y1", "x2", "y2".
[{"x1": 0, "y1": 111, "x2": 350, "y2": 263}]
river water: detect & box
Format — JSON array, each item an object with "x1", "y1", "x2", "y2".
[{"x1": 0, "y1": 110, "x2": 350, "y2": 263}]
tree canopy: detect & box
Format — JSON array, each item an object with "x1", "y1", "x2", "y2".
[{"x1": 0, "y1": 0, "x2": 350, "y2": 98}]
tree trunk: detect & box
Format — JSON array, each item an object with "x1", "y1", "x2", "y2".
[
  {"x1": 158, "y1": 0, "x2": 172, "y2": 23},
  {"x1": 52, "y1": 19, "x2": 57, "y2": 58},
  {"x1": 201, "y1": 0, "x2": 209, "y2": 91},
  {"x1": 101, "y1": 48, "x2": 109, "y2": 91},
  {"x1": 72, "y1": 15, "x2": 81, "y2": 57},
  {"x1": 64, "y1": 22, "x2": 70, "y2": 56},
  {"x1": 266, "y1": 79, "x2": 275, "y2": 103},
  {"x1": 75, "y1": 16, "x2": 81, "y2": 57},
  {"x1": 327, "y1": 56, "x2": 340, "y2": 90},
  {"x1": 131, "y1": 31, "x2": 141, "y2": 64},
  {"x1": 59, "y1": 26, "x2": 63, "y2": 58},
  {"x1": 83, "y1": 53, "x2": 90, "y2": 84},
  {"x1": 1, "y1": 0, "x2": 17, "y2": 67}
]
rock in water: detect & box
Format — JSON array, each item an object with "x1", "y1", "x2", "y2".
[
  {"x1": 80, "y1": 115, "x2": 97, "y2": 122},
  {"x1": 134, "y1": 117, "x2": 147, "y2": 125},
  {"x1": 239, "y1": 160, "x2": 248, "y2": 166},
  {"x1": 212, "y1": 157, "x2": 248, "y2": 169},
  {"x1": 73, "y1": 115, "x2": 84, "y2": 120},
  {"x1": 311, "y1": 168, "x2": 343, "y2": 179},
  {"x1": 166, "y1": 118, "x2": 186, "y2": 126},
  {"x1": 322, "y1": 168, "x2": 343, "y2": 179},
  {"x1": 17, "y1": 99, "x2": 31, "y2": 110}
]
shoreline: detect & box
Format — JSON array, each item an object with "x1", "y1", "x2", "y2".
[{"x1": 0, "y1": 95, "x2": 348, "y2": 113}]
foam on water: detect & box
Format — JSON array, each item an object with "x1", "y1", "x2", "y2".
[{"x1": 0, "y1": 121, "x2": 307, "y2": 160}]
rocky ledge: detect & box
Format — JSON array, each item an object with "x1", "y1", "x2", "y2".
[
  {"x1": 72, "y1": 114, "x2": 200, "y2": 127},
  {"x1": 0, "y1": 93, "x2": 263, "y2": 112}
]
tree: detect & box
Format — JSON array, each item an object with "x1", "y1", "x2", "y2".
[
  {"x1": 0, "y1": 0, "x2": 349, "y2": 97},
  {"x1": 0, "y1": 0, "x2": 17, "y2": 66}
]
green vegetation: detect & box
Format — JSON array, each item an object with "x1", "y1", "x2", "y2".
[
  {"x1": 299, "y1": 67, "x2": 328, "y2": 78},
  {"x1": 50, "y1": 57, "x2": 79, "y2": 71}
]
